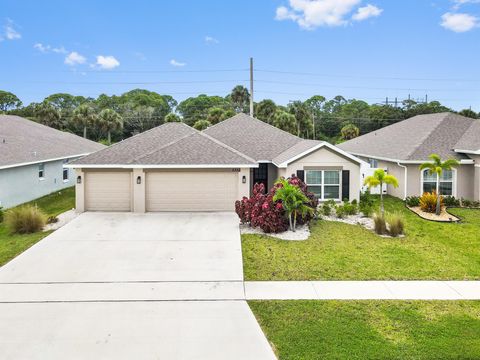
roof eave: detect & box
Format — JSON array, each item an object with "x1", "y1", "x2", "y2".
[
  {"x1": 0, "y1": 153, "x2": 92, "y2": 170},
  {"x1": 346, "y1": 152, "x2": 475, "y2": 165},
  {"x1": 454, "y1": 148, "x2": 480, "y2": 155},
  {"x1": 65, "y1": 163, "x2": 259, "y2": 169}
]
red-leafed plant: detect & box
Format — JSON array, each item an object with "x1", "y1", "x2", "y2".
[{"x1": 235, "y1": 175, "x2": 317, "y2": 233}]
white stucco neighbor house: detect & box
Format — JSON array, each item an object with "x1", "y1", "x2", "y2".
[
  {"x1": 68, "y1": 113, "x2": 365, "y2": 213},
  {"x1": 0, "y1": 115, "x2": 105, "y2": 208}
]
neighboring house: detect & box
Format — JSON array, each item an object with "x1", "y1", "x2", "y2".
[
  {"x1": 339, "y1": 112, "x2": 480, "y2": 201},
  {"x1": 0, "y1": 115, "x2": 105, "y2": 208},
  {"x1": 69, "y1": 114, "x2": 364, "y2": 213}
]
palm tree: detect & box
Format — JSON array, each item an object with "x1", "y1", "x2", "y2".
[
  {"x1": 364, "y1": 169, "x2": 399, "y2": 217},
  {"x1": 273, "y1": 179, "x2": 313, "y2": 231},
  {"x1": 341, "y1": 123, "x2": 360, "y2": 140},
  {"x1": 72, "y1": 104, "x2": 97, "y2": 139},
  {"x1": 98, "y1": 109, "x2": 123, "y2": 145},
  {"x1": 34, "y1": 101, "x2": 61, "y2": 129},
  {"x1": 419, "y1": 154, "x2": 459, "y2": 215},
  {"x1": 230, "y1": 85, "x2": 250, "y2": 113}
]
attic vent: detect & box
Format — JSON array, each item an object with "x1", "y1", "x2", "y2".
[{"x1": 32, "y1": 151, "x2": 37, "y2": 157}]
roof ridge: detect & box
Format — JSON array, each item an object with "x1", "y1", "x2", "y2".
[
  {"x1": 198, "y1": 131, "x2": 257, "y2": 163},
  {"x1": 132, "y1": 131, "x2": 196, "y2": 163},
  {"x1": 404, "y1": 113, "x2": 449, "y2": 159}
]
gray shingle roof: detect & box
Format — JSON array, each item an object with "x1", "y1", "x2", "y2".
[
  {"x1": 71, "y1": 122, "x2": 256, "y2": 166},
  {"x1": 454, "y1": 120, "x2": 480, "y2": 152},
  {"x1": 0, "y1": 115, "x2": 105, "y2": 168},
  {"x1": 272, "y1": 140, "x2": 323, "y2": 165},
  {"x1": 338, "y1": 113, "x2": 475, "y2": 161},
  {"x1": 203, "y1": 113, "x2": 302, "y2": 161}
]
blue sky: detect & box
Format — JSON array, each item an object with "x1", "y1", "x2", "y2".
[{"x1": 1, "y1": 0, "x2": 480, "y2": 111}]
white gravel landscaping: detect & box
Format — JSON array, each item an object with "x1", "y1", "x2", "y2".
[
  {"x1": 43, "y1": 209, "x2": 78, "y2": 231},
  {"x1": 239, "y1": 224, "x2": 311, "y2": 241},
  {"x1": 322, "y1": 213, "x2": 374, "y2": 231}
]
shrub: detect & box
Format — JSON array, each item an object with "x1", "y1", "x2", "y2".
[
  {"x1": 419, "y1": 192, "x2": 442, "y2": 213},
  {"x1": 386, "y1": 212, "x2": 405, "y2": 237},
  {"x1": 5, "y1": 205, "x2": 47, "y2": 234},
  {"x1": 461, "y1": 198, "x2": 473, "y2": 208},
  {"x1": 359, "y1": 190, "x2": 375, "y2": 217},
  {"x1": 0, "y1": 206, "x2": 4, "y2": 223},
  {"x1": 342, "y1": 201, "x2": 358, "y2": 216},
  {"x1": 472, "y1": 201, "x2": 480, "y2": 208},
  {"x1": 321, "y1": 202, "x2": 332, "y2": 216},
  {"x1": 373, "y1": 213, "x2": 387, "y2": 235},
  {"x1": 443, "y1": 196, "x2": 460, "y2": 207},
  {"x1": 405, "y1": 196, "x2": 420, "y2": 207}
]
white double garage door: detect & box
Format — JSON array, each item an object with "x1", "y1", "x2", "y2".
[{"x1": 84, "y1": 170, "x2": 239, "y2": 212}]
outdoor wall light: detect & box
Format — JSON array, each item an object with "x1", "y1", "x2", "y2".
[
  {"x1": 242, "y1": 175, "x2": 246, "y2": 184},
  {"x1": 76, "y1": 176, "x2": 82, "y2": 184},
  {"x1": 137, "y1": 176, "x2": 142, "y2": 184}
]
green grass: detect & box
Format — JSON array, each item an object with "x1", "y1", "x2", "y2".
[
  {"x1": 0, "y1": 187, "x2": 75, "y2": 266},
  {"x1": 250, "y1": 300, "x2": 480, "y2": 360},
  {"x1": 242, "y1": 196, "x2": 480, "y2": 280}
]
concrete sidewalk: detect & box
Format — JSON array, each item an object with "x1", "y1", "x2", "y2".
[{"x1": 245, "y1": 281, "x2": 480, "y2": 300}]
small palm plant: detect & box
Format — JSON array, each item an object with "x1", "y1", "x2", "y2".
[
  {"x1": 72, "y1": 104, "x2": 97, "y2": 139},
  {"x1": 363, "y1": 169, "x2": 399, "y2": 217},
  {"x1": 419, "y1": 154, "x2": 459, "y2": 215},
  {"x1": 273, "y1": 179, "x2": 313, "y2": 232},
  {"x1": 98, "y1": 108, "x2": 123, "y2": 145}
]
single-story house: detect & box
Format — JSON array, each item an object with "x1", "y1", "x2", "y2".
[
  {"x1": 0, "y1": 115, "x2": 105, "y2": 208},
  {"x1": 69, "y1": 113, "x2": 364, "y2": 212},
  {"x1": 338, "y1": 112, "x2": 480, "y2": 201}
]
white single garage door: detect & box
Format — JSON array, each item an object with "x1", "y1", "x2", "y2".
[
  {"x1": 85, "y1": 171, "x2": 132, "y2": 211},
  {"x1": 146, "y1": 171, "x2": 238, "y2": 211}
]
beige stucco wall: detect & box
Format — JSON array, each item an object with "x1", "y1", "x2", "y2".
[
  {"x1": 279, "y1": 147, "x2": 361, "y2": 202},
  {"x1": 376, "y1": 160, "x2": 476, "y2": 200},
  {"x1": 76, "y1": 167, "x2": 250, "y2": 213}
]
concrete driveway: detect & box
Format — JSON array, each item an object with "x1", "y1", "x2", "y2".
[{"x1": 0, "y1": 212, "x2": 276, "y2": 360}]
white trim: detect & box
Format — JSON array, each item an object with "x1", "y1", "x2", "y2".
[
  {"x1": 454, "y1": 149, "x2": 480, "y2": 155},
  {"x1": 475, "y1": 164, "x2": 480, "y2": 168},
  {"x1": 0, "y1": 153, "x2": 90, "y2": 170},
  {"x1": 277, "y1": 143, "x2": 366, "y2": 168},
  {"x1": 65, "y1": 164, "x2": 259, "y2": 169},
  {"x1": 420, "y1": 168, "x2": 457, "y2": 197},
  {"x1": 348, "y1": 152, "x2": 474, "y2": 165}
]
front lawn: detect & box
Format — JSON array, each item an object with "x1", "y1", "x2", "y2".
[
  {"x1": 250, "y1": 300, "x2": 480, "y2": 360},
  {"x1": 0, "y1": 187, "x2": 75, "y2": 266},
  {"x1": 242, "y1": 196, "x2": 480, "y2": 280}
]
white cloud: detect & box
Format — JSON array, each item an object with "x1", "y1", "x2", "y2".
[
  {"x1": 441, "y1": 12, "x2": 478, "y2": 32},
  {"x1": 205, "y1": 36, "x2": 219, "y2": 44},
  {"x1": 34, "y1": 43, "x2": 67, "y2": 54},
  {"x1": 352, "y1": 4, "x2": 383, "y2": 21},
  {"x1": 453, "y1": 0, "x2": 480, "y2": 9},
  {"x1": 95, "y1": 55, "x2": 120, "y2": 69},
  {"x1": 170, "y1": 59, "x2": 186, "y2": 67},
  {"x1": 275, "y1": 0, "x2": 374, "y2": 29},
  {"x1": 64, "y1": 51, "x2": 87, "y2": 65},
  {"x1": 1, "y1": 19, "x2": 21, "y2": 41}
]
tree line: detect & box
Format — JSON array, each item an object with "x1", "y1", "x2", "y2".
[{"x1": 0, "y1": 87, "x2": 478, "y2": 145}]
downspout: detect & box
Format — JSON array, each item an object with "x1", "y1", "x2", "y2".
[{"x1": 397, "y1": 162, "x2": 408, "y2": 200}]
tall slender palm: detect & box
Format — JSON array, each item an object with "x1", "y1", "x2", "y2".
[
  {"x1": 230, "y1": 85, "x2": 250, "y2": 113},
  {"x1": 72, "y1": 104, "x2": 97, "y2": 139},
  {"x1": 98, "y1": 109, "x2": 123, "y2": 145},
  {"x1": 419, "y1": 154, "x2": 459, "y2": 215},
  {"x1": 273, "y1": 179, "x2": 313, "y2": 231},
  {"x1": 364, "y1": 169, "x2": 399, "y2": 217}
]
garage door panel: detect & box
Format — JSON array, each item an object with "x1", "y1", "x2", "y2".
[
  {"x1": 146, "y1": 172, "x2": 237, "y2": 212},
  {"x1": 85, "y1": 172, "x2": 131, "y2": 211}
]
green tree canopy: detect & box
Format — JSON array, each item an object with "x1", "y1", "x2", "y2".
[
  {"x1": 193, "y1": 119, "x2": 211, "y2": 131},
  {"x1": 0, "y1": 90, "x2": 22, "y2": 112},
  {"x1": 164, "y1": 113, "x2": 181, "y2": 123},
  {"x1": 273, "y1": 110, "x2": 297, "y2": 135},
  {"x1": 98, "y1": 109, "x2": 123, "y2": 144}
]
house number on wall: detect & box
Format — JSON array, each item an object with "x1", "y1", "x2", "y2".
[{"x1": 231, "y1": 168, "x2": 240, "y2": 172}]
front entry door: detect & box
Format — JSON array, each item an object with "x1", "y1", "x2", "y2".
[{"x1": 253, "y1": 163, "x2": 268, "y2": 192}]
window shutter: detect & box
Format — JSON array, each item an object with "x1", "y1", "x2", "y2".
[
  {"x1": 342, "y1": 170, "x2": 350, "y2": 201},
  {"x1": 296, "y1": 170, "x2": 305, "y2": 182}
]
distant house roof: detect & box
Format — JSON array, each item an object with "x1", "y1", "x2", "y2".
[
  {"x1": 203, "y1": 113, "x2": 302, "y2": 161},
  {"x1": 338, "y1": 112, "x2": 477, "y2": 162},
  {"x1": 454, "y1": 120, "x2": 480, "y2": 154},
  {"x1": 0, "y1": 115, "x2": 105, "y2": 169},
  {"x1": 70, "y1": 122, "x2": 257, "y2": 168}
]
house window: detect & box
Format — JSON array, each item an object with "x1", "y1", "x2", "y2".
[
  {"x1": 422, "y1": 169, "x2": 453, "y2": 196},
  {"x1": 306, "y1": 170, "x2": 341, "y2": 200},
  {"x1": 368, "y1": 158, "x2": 378, "y2": 168},
  {"x1": 38, "y1": 163, "x2": 45, "y2": 179},
  {"x1": 63, "y1": 159, "x2": 69, "y2": 182}
]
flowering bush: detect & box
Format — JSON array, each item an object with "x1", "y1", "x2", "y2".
[{"x1": 235, "y1": 175, "x2": 317, "y2": 233}]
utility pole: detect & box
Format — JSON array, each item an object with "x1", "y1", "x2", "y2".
[{"x1": 249, "y1": 57, "x2": 254, "y2": 117}]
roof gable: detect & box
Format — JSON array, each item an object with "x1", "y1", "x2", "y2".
[
  {"x1": 454, "y1": 120, "x2": 480, "y2": 154},
  {"x1": 203, "y1": 113, "x2": 302, "y2": 161},
  {"x1": 0, "y1": 115, "x2": 105, "y2": 168}
]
